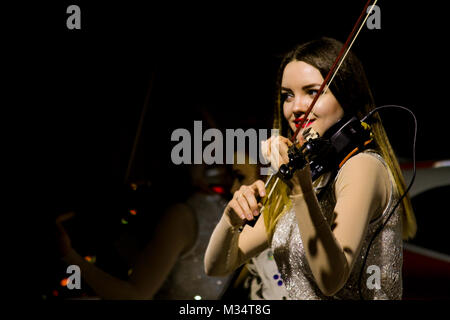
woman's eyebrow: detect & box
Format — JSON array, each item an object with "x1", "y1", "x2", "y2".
[
  {"x1": 302, "y1": 83, "x2": 321, "y2": 90},
  {"x1": 282, "y1": 84, "x2": 321, "y2": 92}
]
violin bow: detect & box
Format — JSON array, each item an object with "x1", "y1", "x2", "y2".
[
  {"x1": 248, "y1": 0, "x2": 379, "y2": 226},
  {"x1": 124, "y1": 71, "x2": 156, "y2": 184}
]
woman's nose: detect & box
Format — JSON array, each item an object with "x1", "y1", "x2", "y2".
[{"x1": 292, "y1": 97, "x2": 309, "y2": 115}]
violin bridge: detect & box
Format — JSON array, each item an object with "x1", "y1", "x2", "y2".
[{"x1": 302, "y1": 127, "x2": 320, "y2": 141}]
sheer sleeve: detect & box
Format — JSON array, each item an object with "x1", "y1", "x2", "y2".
[
  {"x1": 204, "y1": 209, "x2": 269, "y2": 276},
  {"x1": 331, "y1": 152, "x2": 390, "y2": 266},
  {"x1": 290, "y1": 152, "x2": 390, "y2": 295}
]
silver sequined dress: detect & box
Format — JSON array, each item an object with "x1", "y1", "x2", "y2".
[
  {"x1": 271, "y1": 151, "x2": 403, "y2": 300},
  {"x1": 154, "y1": 193, "x2": 233, "y2": 300}
]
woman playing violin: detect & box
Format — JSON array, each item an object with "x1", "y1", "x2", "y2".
[{"x1": 204, "y1": 37, "x2": 417, "y2": 299}]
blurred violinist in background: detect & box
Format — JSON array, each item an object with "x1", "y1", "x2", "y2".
[
  {"x1": 50, "y1": 73, "x2": 237, "y2": 299},
  {"x1": 55, "y1": 162, "x2": 234, "y2": 300}
]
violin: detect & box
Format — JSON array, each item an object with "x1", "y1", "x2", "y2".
[{"x1": 279, "y1": 115, "x2": 373, "y2": 182}]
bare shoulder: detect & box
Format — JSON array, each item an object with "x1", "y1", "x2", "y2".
[
  {"x1": 163, "y1": 202, "x2": 197, "y2": 230},
  {"x1": 162, "y1": 202, "x2": 197, "y2": 253}
]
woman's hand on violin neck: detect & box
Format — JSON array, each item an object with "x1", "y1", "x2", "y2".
[
  {"x1": 261, "y1": 135, "x2": 313, "y2": 195},
  {"x1": 261, "y1": 136, "x2": 292, "y2": 171},
  {"x1": 224, "y1": 180, "x2": 266, "y2": 227}
]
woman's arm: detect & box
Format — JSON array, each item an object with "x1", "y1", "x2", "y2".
[
  {"x1": 204, "y1": 209, "x2": 269, "y2": 276},
  {"x1": 292, "y1": 153, "x2": 390, "y2": 296},
  {"x1": 62, "y1": 203, "x2": 197, "y2": 299},
  {"x1": 205, "y1": 182, "x2": 269, "y2": 276}
]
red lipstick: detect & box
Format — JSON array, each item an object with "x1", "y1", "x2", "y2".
[{"x1": 294, "y1": 117, "x2": 315, "y2": 128}]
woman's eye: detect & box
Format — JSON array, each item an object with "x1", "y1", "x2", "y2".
[
  {"x1": 281, "y1": 92, "x2": 294, "y2": 102},
  {"x1": 308, "y1": 89, "x2": 319, "y2": 96}
]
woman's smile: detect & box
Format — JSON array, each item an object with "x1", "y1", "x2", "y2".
[{"x1": 294, "y1": 117, "x2": 316, "y2": 129}]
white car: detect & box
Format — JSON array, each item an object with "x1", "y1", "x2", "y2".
[{"x1": 401, "y1": 160, "x2": 450, "y2": 299}]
